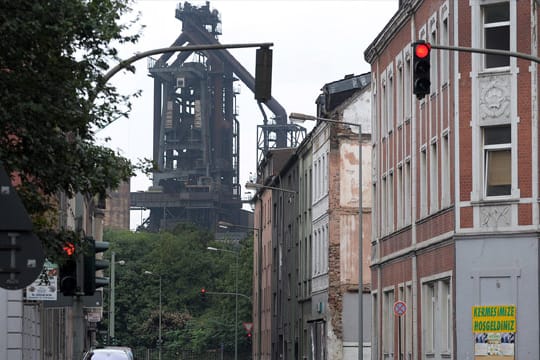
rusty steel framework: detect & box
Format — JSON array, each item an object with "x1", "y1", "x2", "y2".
[{"x1": 131, "y1": 2, "x2": 304, "y2": 231}]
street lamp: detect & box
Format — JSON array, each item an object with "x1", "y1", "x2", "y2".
[
  {"x1": 207, "y1": 246, "x2": 239, "y2": 360},
  {"x1": 144, "y1": 270, "x2": 162, "y2": 360},
  {"x1": 245, "y1": 182, "x2": 297, "y2": 194},
  {"x1": 289, "y1": 111, "x2": 365, "y2": 360},
  {"x1": 109, "y1": 252, "x2": 126, "y2": 345}
]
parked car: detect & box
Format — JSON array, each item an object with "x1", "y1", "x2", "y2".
[{"x1": 82, "y1": 347, "x2": 134, "y2": 360}]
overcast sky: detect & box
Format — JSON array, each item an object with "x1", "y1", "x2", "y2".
[{"x1": 99, "y1": 0, "x2": 398, "y2": 227}]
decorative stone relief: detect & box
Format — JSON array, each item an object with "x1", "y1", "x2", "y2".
[
  {"x1": 479, "y1": 75, "x2": 511, "y2": 124},
  {"x1": 480, "y1": 205, "x2": 511, "y2": 229}
]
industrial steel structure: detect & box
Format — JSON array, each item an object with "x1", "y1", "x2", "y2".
[{"x1": 131, "y1": 2, "x2": 305, "y2": 231}]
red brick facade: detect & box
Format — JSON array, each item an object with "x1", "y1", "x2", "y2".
[{"x1": 366, "y1": 0, "x2": 540, "y2": 358}]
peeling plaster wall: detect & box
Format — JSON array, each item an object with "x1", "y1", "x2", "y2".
[{"x1": 325, "y1": 88, "x2": 372, "y2": 359}]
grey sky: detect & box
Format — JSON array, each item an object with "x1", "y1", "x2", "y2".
[{"x1": 100, "y1": 0, "x2": 398, "y2": 227}]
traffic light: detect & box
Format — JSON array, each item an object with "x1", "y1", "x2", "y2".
[
  {"x1": 59, "y1": 242, "x2": 78, "y2": 296},
  {"x1": 246, "y1": 331, "x2": 252, "y2": 345},
  {"x1": 199, "y1": 288, "x2": 207, "y2": 302},
  {"x1": 412, "y1": 41, "x2": 431, "y2": 99},
  {"x1": 83, "y1": 237, "x2": 110, "y2": 295},
  {"x1": 255, "y1": 46, "x2": 272, "y2": 102}
]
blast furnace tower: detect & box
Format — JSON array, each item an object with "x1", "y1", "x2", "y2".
[{"x1": 131, "y1": 2, "x2": 304, "y2": 231}]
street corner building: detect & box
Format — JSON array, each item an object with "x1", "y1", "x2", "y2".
[{"x1": 364, "y1": 0, "x2": 539, "y2": 359}]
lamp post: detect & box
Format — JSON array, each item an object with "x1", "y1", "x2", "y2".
[
  {"x1": 144, "y1": 270, "x2": 162, "y2": 360},
  {"x1": 289, "y1": 112, "x2": 364, "y2": 360},
  {"x1": 207, "y1": 246, "x2": 239, "y2": 360},
  {"x1": 109, "y1": 252, "x2": 126, "y2": 344},
  {"x1": 245, "y1": 182, "x2": 297, "y2": 194}
]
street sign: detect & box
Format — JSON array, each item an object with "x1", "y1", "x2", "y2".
[
  {"x1": 243, "y1": 322, "x2": 253, "y2": 332},
  {"x1": 0, "y1": 231, "x2": 45, "y2": 290},
  {"x1": 26, "y1": 260, "x2": 58, "y2": 300},
  {"x1": 0, "y1": 163, "x2": 33, "y2": 231},
  {"x1": 393, "y1": 300, "x2": 407, "y2": 317},
  {"x1": 0, "y1": 163, "x2": 46, "y2": 290}
]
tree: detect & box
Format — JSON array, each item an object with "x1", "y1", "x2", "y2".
[
  {"x1": 0, "y1": 0, "x2": 147, "y2": 255},
  {"x1": 102, "y1": 225, "x2": 253, "y2": 356}
]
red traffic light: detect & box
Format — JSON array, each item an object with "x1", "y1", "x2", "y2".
[
  {"x1": 201, "y1": 288, "x2": 206, "y2": 294},
  {"x1": 414, "y1": 43, "x2": 431, "y2": 59},
  {"x1": 63, "y1": 242, "x2": 75, "y2": 256}
]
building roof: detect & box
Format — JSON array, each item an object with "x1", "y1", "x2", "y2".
[
  {"x1": 316, "y1": 72, "x2": 371, "y2": 115},
  {"x1": 364, "y1": 0, "x2": 414, "y2": 64}
]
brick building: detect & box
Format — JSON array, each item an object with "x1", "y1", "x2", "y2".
[
  {"x1": 104, "y1": 181, "x2": 130, "y2": 230},
  {"x1": 252, "y1": 148, "x2": 298, "y2": 360},
  {"x1": 311, "y1": 74, "x2": 372, "y2": 360},
  {"x1": 251, "y1": 73, "x2": 372, "y2": 360},
  {"x1": 365, "y1": 0, "x2": 539, "y2": 359}
]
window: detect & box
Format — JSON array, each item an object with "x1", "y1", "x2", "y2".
[
  {"x1": 440, "y1": 279, "x2": 452, "y2": 353},
  {"x1": 440, "y1": 5, "x2": 450, "y2": 85},
  {"x1": 373, "y1": 183, "x2": 379, "y2": 239},
  {"x1": 388, "y1": 171, "x2": 394, "y2": 232},
  {"x1": 405, "y1": 284, "x2": 413, "y2": 359},
  {"x1": 430, "y1": 141, "x2": 439, "y2": 212},
  {"x1": 383, "y1": 289, "x2": 395, "y2": 357},
  {"x1": 381, "y1": 75, "x2": 387, "y2": 135},
  {"x1": 314, "y1": 229, "x2": 319, "y2": 275},
  {"x1": 372, "y1": 293, "x2": 379, "y2": 359},
  {"x1": 314, "y1": 159, "x2": 318, "y2": 200},
  {"x1": 420, "y1": 147, "x2": 428, "y2": 217},
  {"x1": 404, "y1": 159, "x2": 411, "y2": 225},
  {"x1": 397, "y1": 164, "x2": 403, "y2": 229},
  {"x1": 422, "y1": 277, "x2": 453, "y2": 357},
  {"x1": 404, "y1": 51, "x2": 412, "y2": 119},
  {"x1": 429, "y1": 16, "x2": 438, "y2": 93},
  {"x1": 309, "y1": 168, "x2": 313, "y2": 207},
  {"x1": 308, "y1": 234, "x2": 312, "y2": 288},
  {"x1": 322, "y1": 226, "x2": 328, "y2": 273},
  {"x1": 381, "y1": 176, "x2": 387, "y2": 234},
  {"x1": 323, "y1": 153, "x2": 327, "y2": 195},
  {"x1": 396, "y1": 60, "x2": 404, "y2": 126},
  {"x1": 372, "y1": 79, "x2": 378, "y2": 140},
  {"x1": 483, "y1": 2, "x2": 510, "y2": 69},
  {"x1": 318, "y1": 157, "x2": 322, "y2": 198},
  {"x1": 398, "y1": 286, "x2": 405, "y2": 360},
  {"x1": 484, "y1": 125, "x2": 511, "y2": 196},
  {"x1": 423, "y1": 282, "x2": 436, "y2": 354},
  {"x1": 325, "y1": 224, "x2": 329, "y2": 272},
  {"x1": 441, "y1": 131, "x2": 451, "y2": 207},
  {"x1": 387, "y1": 70, "x2": 394, "y2": 133}
]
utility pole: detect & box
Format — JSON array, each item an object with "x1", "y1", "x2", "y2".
[
  {"x1": 109, "y1": 252, "x2": 116, "y2": 344},
  {"x1": 72, "y1": 193, "x2": 86, "y2": 359}
]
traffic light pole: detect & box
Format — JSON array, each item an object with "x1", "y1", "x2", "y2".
[
  {"x1": 205, "y1": 290, "x2": 252, "y2": 302},
  {"x1": 429, "y1": 43, "x2": 540, "y2": 64},
  {"x1": 109, "y1": 251, "x2": 116, "y2": 343},
  {"x1": 101, "y1": 42, "x2": 273, "y2": 89},
  {"x1": 72, "y1": 194, "x2": 86, "y2": 359}
]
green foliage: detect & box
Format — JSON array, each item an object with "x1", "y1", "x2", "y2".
[
  {"x1": 0, "y1": 0, "x2": 150, "y2": 250},
  {"x1": 101, "y1": 225, "x2": 253, "y2": 355}
]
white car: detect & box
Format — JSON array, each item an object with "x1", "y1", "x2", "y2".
[{"x1": 82, "y1": 347, "x2": 133, "y2": 360}]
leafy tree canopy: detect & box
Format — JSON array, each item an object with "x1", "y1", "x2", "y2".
[
  {"x1": 0, "y1": 0, "x2": 150, "y2": 253},
  {"x1": 102, "y1": 224, "x2": 253, "y2": 356}
]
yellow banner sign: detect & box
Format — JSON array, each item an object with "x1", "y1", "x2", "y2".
[{"x1": 472, "y1": 305, "x2": 516, "y2": 333}]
